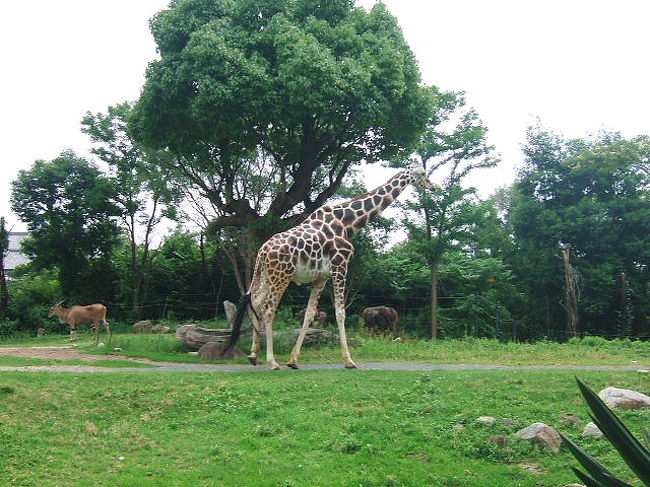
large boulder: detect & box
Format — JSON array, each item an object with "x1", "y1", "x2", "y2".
[
  {"x1": 291, "y1": 328, "x2": 335, "y2": 346},
  {"x1": 151, "y1": 325, "x2": 171, "y2": 334},
  {"x1": 515, "y1": 423, "x2": 562, "y2": 453},
  {"x1": 176, "y1": 324, "x2": 233, "y2": 350},
  {"x1": 198, "y1": 342, "x2": 247, "y2": 360},
  {"x1": 133, "y1": 320, "x2": 153, "y2": 333},
  {"x1": 598, "y1": 387, "x2": 650, "y2": 409}
]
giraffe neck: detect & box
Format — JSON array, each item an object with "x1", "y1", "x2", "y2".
[{"x1": 331, "y1": 170, "x2": 410, "y2": 236}]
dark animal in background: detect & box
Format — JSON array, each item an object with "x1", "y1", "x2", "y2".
[
  {"x1": 298, "y1": 308, "x2": 328, "y2": 329},
  {"x1": 362, "y1": 306, "x2": 399, "y2": 333}
]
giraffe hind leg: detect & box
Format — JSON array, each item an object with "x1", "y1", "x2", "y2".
[{"x1": 287, "y1": 278, "x2": 327, "y2": 369}]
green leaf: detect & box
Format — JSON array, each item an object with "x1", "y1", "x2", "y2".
[{"x1": 576, "y1": 378, "x2": 650, "y2": 484}]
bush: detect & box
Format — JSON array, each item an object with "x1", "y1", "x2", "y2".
[{"x1": 6, "y1": 269, "x2": 62, "y2": 333}]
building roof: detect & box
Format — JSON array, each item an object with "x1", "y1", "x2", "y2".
[{"x1": 4, "y1": 232, "x2": 30, "y2": 271}]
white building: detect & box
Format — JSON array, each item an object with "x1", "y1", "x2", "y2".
[{"x1": 5, "y1": 232, "x2": 30, "y2": 274}]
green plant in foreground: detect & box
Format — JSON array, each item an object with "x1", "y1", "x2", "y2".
[{"x1": 563, "y1": 378, "x2": 650, "y2": 486}]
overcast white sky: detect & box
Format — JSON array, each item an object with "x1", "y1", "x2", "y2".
[{"x1": 2, "y1": 0, "x2": 649, "y2": 232}]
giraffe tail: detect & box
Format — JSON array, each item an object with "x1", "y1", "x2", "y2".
[{"x1": 227, "y1": 293, "x2": 252, "y2": 350}]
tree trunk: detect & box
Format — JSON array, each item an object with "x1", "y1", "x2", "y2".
[
  {"x1": 430, "y1": 261, "x2": 439, "y2": 339},
  {"x1": 561, "y1": 244, "x2": 580, "y2": 337}
]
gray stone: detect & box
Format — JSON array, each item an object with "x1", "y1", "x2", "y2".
[
  {"x1": 133, "y1": 320, "x2": 153, "y2": 333},
  {"x1": 198, "y1": 342, "x2": 247, "y2": 360},
  {"x1": 598, "y1": 387, "x2": 650, "y2": 410},
  {"x1": 560, "y1": 413, "x2": 582, "y2": 425},
  {"x1": 223, "y1": 300, "x2": 237, "y2": 326},
  {"x1": 151, "y1": 325, "x2": 171, "y2": 334},
  {"x1": 477, "y1": 416, "x2": 497, "y2": 423},
  {"x1": 515, "y1": 423, "x2": 562, "y2": 453},
  {"x1": 582, "y1": 422, "x2": 604, "y2": 439}
]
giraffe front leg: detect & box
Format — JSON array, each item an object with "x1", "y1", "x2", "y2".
[
  {"x1": 332, "y1": 272, "x2": 356, "y2": 369},
  {"x1": 287, "y1": 278, "x2": 327, "y2": 369}
]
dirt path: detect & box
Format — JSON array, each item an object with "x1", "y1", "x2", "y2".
[
  {"x1": 0, "y1": 346, "x2": 151, "y2": 363},
  {"x1": 0, "y1": 347, "x2": 648, "y2": 373}
]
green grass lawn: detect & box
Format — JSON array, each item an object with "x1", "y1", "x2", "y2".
[
  {"x1": 59, "y1": 333, "x2": 650, "y2": 367},
  {"x1": 3, "y1": 332, "x2": 650, "y2": 367},
  {"x1": 0, "y1": 369, "x2": 648, "y2": 486}
]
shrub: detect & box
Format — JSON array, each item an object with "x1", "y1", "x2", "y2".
[{"x1": 6, "y1": 269, "x2": 62, "y2": 333}]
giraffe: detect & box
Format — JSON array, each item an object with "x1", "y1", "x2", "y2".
[{"x1": 229, "y1": 160, "x2": 435, "y2": 370}]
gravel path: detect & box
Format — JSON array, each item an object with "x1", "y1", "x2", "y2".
[
  {"x1": 0, "y1": 347, "x2": 647, "y2": 373},
  {"x1": 0, "y1": 361, "x2": 648, "y2": 373}
]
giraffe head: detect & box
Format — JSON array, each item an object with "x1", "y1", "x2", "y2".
[{"x1": 404, "y1": 159, "x2": 436, "y2": 191}]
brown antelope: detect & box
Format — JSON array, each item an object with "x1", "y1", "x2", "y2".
[{"x1": 48, "y1": 301, "x2": 111, "y2": 340}]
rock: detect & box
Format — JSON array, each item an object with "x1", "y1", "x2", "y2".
[
  {"x1": 477, "y1": 416, "x2": 497, "y2": 423},
  {"x1": 502, "y1": 418, "x2": 520, "y2": 427},
  {"x1": 151, "y1": 325, "x2": 171, "y2": 334},
  {"x1": 133, "y1": 320, "x2": 153, "y2": 333},
  {"x1": 563, "y1": 484, "x2": 586, "y2": 487},
  {"x1": 515, "y1": 423, "x2": 562, "y2": 453},
  {"x1": 488, "y1": 435, "x2": 508, "y2": 447},
  {"x1": 290, "y1": 328, "x2": 336, "y2": 346},
  {"x1": 198, "y1": 342, "x2": 247, "y2": 360},
  {"x1": 598, "y1": 387, "x2": 650, "y2": 410},
  {"x1": 223, "y1": 300, "x2": 237, "y2": 326},
  {"x1": 176, "y1": 324, "x2": 233, "y2": 350},
  {"x1": 582, "y1": 422, "x2": 604, "y2": 439},
  {"x1": 560, "y1": 413, "x2": 582, "y2": 425}
]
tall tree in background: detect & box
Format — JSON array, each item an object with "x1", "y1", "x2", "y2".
[
  {"x1": 129, "y1": 0, "x2": 434, "y2": 250},
  {"x1": 511, "y1": 127, "x2": 650, "y2": 337},
  {"x1": 10, "y1": 151, "x2": 122, "y2": 302},
  {"x1": 82, "y1": 102, "x2": 180, "y2": 318},
  {"x1": 0, "y1": 217, "x2": 8, "y2": 318},
  {"x1": 404, "y1": 91, "x2": 498, "y2": 338}
]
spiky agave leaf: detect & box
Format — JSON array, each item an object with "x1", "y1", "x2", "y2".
[
  {"x1": 562, "y1": 433, "x2": 633, "y2": 487},
  {"x1": 576, "y1": 378, "x2": 650, "y2": 484}
]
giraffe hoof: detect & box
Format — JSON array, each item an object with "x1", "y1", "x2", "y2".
[
  {"x1": 345, "y1": 363, "x2": 357, "y2": 369},
  {"x1": 248, "y1": 356, "x2": 258, "y2": 366},
  {"x1": 286, "y1": 363, "x2": 299, "y2": 369},
  {"x1": 271, "y1": 365, "x2": 281, "y2": 371}
]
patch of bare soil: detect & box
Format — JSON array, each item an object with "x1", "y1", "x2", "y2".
[{"x1": 0, "y1": 347, "x2": 147, "y2": 362}]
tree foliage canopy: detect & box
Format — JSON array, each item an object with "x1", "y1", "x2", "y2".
[
  {"x1": 129, "y1": 0, "x2": 434, "y2": 234},
  {"x1": 10, "y1": 151, "x2": 122, "y2": 301}
]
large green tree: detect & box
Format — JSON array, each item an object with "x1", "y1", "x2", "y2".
[
  {"x1": 82, "y1": 102, "x2": 180, "y2": 318},
  {"x1": 403, "y1": 91, "x2": 498, "y2": 338},
  {"x1": 10, "y1": 151, "x2": 122, "y2": 302},
  {"x1": 511, "y1": 127, "x2": 650, "y2": 337},
  {"x1": 129, "y1": 0, "x2": 433, "y2": 239}
]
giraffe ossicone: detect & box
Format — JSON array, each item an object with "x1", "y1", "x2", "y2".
[{"x1": 229, "y1": 159, "x2": 435, "y2": 370}]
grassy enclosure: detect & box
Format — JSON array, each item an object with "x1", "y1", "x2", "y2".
[
  {"x1": 1, "y1": 369, "x2": 649, "y2": 486},
  {"x1": 6, "y1": 331, "x2": 650, "y2": 367}
]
